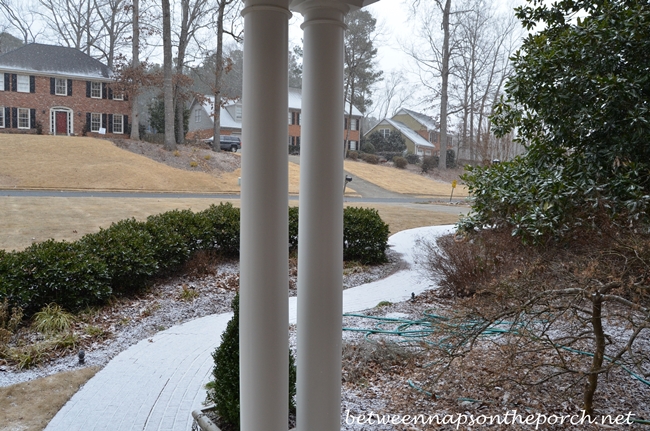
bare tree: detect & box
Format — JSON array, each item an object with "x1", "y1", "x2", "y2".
[
  {"x1": 173, "y1": 0, "x2": 223, "y2": 145},
  {"x1": 374, "y1": 70, "x2": 415, "y2": 120},
  {"x1": 405, "y1": 0, "x2": 464, "y2": 170},
  {"x1": 130, "y1": 0, "x2": 140, "y2": 140},
  {"x1": 37, "y1": 0, "x2": 100, "y2": 55},
  {"x1": 93, "y1": 0, "x2": 131, "y2": 68},
  {"x1": 162, "y1": 0, "x2": 175, "y2": 150},
  {"x1": 0, "y1": 0, "x2": 41, "y2": 44},
  {"x1": 210, "y1": 0, "x2": 242, "y2": 149},
  {"x1": 450, "y1": 0, "x2": 519, "y2": 164}
]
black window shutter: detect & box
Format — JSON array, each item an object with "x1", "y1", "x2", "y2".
[
  {"x1": 291, "y1": 112, "x2": 295, "y2": 125},
  {"x1": 4, "y1": 107, "x2": 9, "y2": 126},
  {"x1": 3, "y1": 73, "x2": 9, "y2": 91},
  {"x1": 86, "y1": 81, "x2": 91, "y2": 97},
  {"x1": 86, "y1": 113, "x2": 91, "y2": 130},
  {"x1": 124, "y1": 115, "x2": 128, "y2": 133},
  {"x1": 296, "y1": 136, "x2": 301, "y2": 146},
  {"x1": 102, "y1": 83, "x2": 107, "y2": 99},
  {"x1": 50, "y1": 78, "x2": 55, "y2": 95},
  {"x1": 30, "y1": 109, "x2": 36, "y2": 128},
  {"x1": 124, "y1": 93, "x2": 128, "y2": 101},
  {"x1": 108, "y1": 114, "x2": 113, "y2": 133},
  {"x1": 102, "y1": 113, "x2": 107, "y2": 130},
  {"x1": 11, "y1": 74, "x2": 17, "y2": 92},
  {"x1": 108, "y1": 87, "x2": 113, "y2": 99},
  {"x1": 344, "y1": 118, "x2": 348, "y2": 130},
  {"x1": 67, "y1": 79, "x2": 72, "y2": 96},
  {"x1": 29, "y1": 76, "x2": 35, "y2": 93},
  {"x1": 12, "y1": 108, "x2": 17, "y2": 128}
]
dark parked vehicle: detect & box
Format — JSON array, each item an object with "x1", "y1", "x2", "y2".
[{"x1": 207, "y1": 135, "x2": 241, "y2": 152}]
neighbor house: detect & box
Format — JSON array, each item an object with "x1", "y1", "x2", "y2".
[
  {"x1": 365, "y1": 108, "x2": 453, "y2": 157},
  {"x1": 187, "y1": 87, "x2": 363, "y2": 151},
  {"x1": 0, "y1": 43, "x2": 130, "y2": 137}
]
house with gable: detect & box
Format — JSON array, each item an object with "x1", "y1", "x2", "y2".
[
  {"x1": 186, "y1": 95, "x2": 243, "y2": 140},
  {"x1": 187, "y1": 87, "x2": 363, "y2": 151},
  {"x1": 365, "y1": 108, "x2": 452, "y2": 157},
  {"x1": 0, "y1": 43, "x2": 130, "y2": 137}
]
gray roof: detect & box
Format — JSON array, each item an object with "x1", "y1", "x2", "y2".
[
  {"x1": 383, "y1": 118, "x2": 435, "y2": 149},
  {"x1": 199, "y1": 96, "x2": 242, "y2": 129},
  {"x1": 0, "y1": 43, "x2": 112, "y2": 79},
  {"x1": 289, "y1": 87, "x2": 363, "y2": 116},
  {"x1": 395, "y1": 108, "x2": 438, "y2": 131}
]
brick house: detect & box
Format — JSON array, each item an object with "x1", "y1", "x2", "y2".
[
  {"x1": 0, "y1": 43, "x2": 130, "y2": 137},
  {"x1": 187, "y1": 87, "x2": 362, "y2": 151}
]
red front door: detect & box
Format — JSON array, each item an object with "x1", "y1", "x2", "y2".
[{"x1": 55, "y1": 111, "x2": 67, "y2": 135}]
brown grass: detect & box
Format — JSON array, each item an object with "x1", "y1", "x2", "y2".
[
  {"x1": 0, "y1": 197, "x2": 239, "y2": 251},
  {"x1": 0, "y1": 367, "x2": 99, "y2": 431},
  {"x1": 344, "y1": 160, "x2": 469, "y2": 197},
  {"x1": 0, "y1": 198, "x2": 462, "y2": 251},
  {"x1": 0, "y1": 134, "x2": 242, "y2": 192}
]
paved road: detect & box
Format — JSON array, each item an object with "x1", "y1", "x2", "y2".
[
  {"x1": 44, "y1": 226, "x2": 453, "y2": 431},
  {"x1": 289, "y1": 154, "x2": 405, "y2": 200}
]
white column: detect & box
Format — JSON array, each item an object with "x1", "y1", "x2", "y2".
[
  {"x1": 240, "y1": 2, "x2": 291, "y2": 431},
  {"x1": 296, "y1": 2, "x2": 349, "y2": 430}
]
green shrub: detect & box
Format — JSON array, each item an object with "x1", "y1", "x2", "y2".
[
  {"x1": 406, "y1": 154, "x2": 420, "y2": 164},
  {"x1": 362, "y1": 154, "x2": 379, "y2": 165},
  {"x1": 288, "y1": 207, "x2": 299, "y2": 253},
  {"x1": 144, "y1": 214, "x2": 192, "y2": 274},
  {"x1": 197, "y1": 203, "x2": 240, "y2": 256},
  {"x1": 80, "y1": 219, "x2": 158, "y2": 295},
  {"x1": 147, "y1": 209, "x2": 204, "y2": 254},
  {"x1": 206, "y1": 294, "x2": 297, "y2": 429},
  {"x1": 360, "y1": 141, "x2": 375, "y2": 154},
  {"x1": 393, "y1": 156, "x2": 407, "y2": 169},
  {"x1": 0, "y1": 240, "x2": 111, "y2": 315},
  {"x1": 446, "y1": 149, "x2": 456, "y2": 168},
  {"x1": 343, "y1": 207, "x2": 389, "y2": 264},
  {"x1": 421, "y1": 155, "x2": 438, "y2": 173}
]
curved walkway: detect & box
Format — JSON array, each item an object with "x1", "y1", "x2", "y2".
[{"x1": 45, "y1": 225, "x2": 453, "y2": 431}]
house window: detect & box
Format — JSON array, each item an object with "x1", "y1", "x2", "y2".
[
  {"x1": 55, "y1": 78, "x2": 67, "y2": 95},
  {"x1": 113, "y1": 114, "x2": 124, "y2": 134},
  {"x1": 349, "y1": 140, "x2": 357, "y2": 151},
  {"x1": 350, "y1": 119, "x2": 357, "y2": 131},
  {"x1": 235, "y1": 105, "x2": 242, "y2": 121},
  {"x1": 379, "y1": 128, "x2": 390, "y2": 138},
  {"x1": 417, "y1": 148, "x2": 424, "y2": 155},
  {"x1": 195, "y1": 109, "x2": 202, "y2": 123},
  {"x1": 288, "y1": 111, "x2": 292, "y2": 125},
  {"x1": 113, "y1": 92, "x2": 124, "y2": 101},
  {"x1": 91, "y1": 82, "x2": 102, "y2": 98},
  {"x1": 0, "y1": 106, "x2": 4, "y2": 128},
  {"x1": 91, "y1": 113, "x2": 102, "y2": 132},
  {"x1": 0, "y1": 74, "x2": 4, "y2": 91},
  {"x1": 18, "y1": 108, "x2": 30, "y2": 129},
  {"x1": 17, "y1": 75, "x2": 30, "y2": 93},
  {"x1": 425, "y1": 150, "x2": 432, "y2": 156}
]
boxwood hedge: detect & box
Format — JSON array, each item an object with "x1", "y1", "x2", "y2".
[{"x1": 0, "y1": 204, "x2": 389, "y2": 317}]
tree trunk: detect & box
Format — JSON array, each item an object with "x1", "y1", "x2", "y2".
[
  {"x1": 212, "y1": 0, "x2": 226, "y2": 151},
  {"x1": 438, "y1": 0, "x2": 451, "y2": 170},
  {"x1": 584, "y1": 293, "x2": 605, "y2": 418},
  {"x1": 130, "y1": 0, "x2": 140, "y2": 140},
  {"x1": 162, "y1": 0, "x2": 176, "y2": 151}
]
